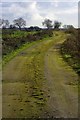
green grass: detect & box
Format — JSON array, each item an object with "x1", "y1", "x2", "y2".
[
  {"x1": 2, "y1": 40, "x2": 39, "y2": 66},
  {"x1": 61, "y1": 51, "x2": 80, "y2": 76},
  {"x1": 2, "y1": 30, "x2": 37, "y2": 38}
]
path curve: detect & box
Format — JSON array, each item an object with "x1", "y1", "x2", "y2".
[{"x1": 2, "y1": 32, "x2": 78, "y2": 118}]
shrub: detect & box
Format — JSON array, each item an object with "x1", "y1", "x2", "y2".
[
  {"x1": 61, "y1": 28, "x2": 80, "y2": 75},
  {"x1": 2, "y1": 29, "x2": 53, "y2": 56}
]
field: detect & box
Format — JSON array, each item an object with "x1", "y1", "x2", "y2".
[{"x1": 2, "y1": 30, "x2": 78, "y2": 118}]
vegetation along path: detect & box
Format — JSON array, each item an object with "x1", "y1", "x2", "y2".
[{"x1": 2, "y1": 31, "x2": 78, "y2": 118}]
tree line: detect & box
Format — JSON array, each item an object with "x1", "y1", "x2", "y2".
[{"x1": 0, "y1": 17, "x2": 72, "y2": 30}]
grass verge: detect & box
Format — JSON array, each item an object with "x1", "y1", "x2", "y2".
[{"x1": 2, "y1": 39, "x2": 43, "y2": 66}]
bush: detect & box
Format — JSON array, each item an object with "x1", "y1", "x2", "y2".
[
  {"x1": 2, "y1": 29, "x2": 53, "y2": 56},
  {"x1": 61, "y1": 28, "x2": 80, "y2": 75}
]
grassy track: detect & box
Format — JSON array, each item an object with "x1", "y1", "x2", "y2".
[{"x1": 2, "y1": 31, "x2": 78, "y2": 118}]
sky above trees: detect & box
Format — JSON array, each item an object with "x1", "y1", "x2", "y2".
[{"x1": 0, "y1": 0, "x2": 78, "y2": 28}]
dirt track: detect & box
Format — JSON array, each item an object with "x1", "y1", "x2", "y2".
[
  {"x1": 2, "y1": 32, "x2": 78, "y2": 118},
  {"x1": 44, "y1": 43, "x2": 78, "y2": 118}
]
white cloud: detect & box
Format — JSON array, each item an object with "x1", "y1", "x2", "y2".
[
  {"x1": 0, "y1": 4, "x2": 2, "y2": 18},
  {"x1": 1, "y1": 0, "x2": 79, "y2": 2},
  {"x1": 26, "y1": 1, "x2": 44, "y2": 26},
  {"x1": 1, "y1": 1, "x2": 78, "y2": 27},
  {"x1": 44, "y1": 12, "x2": 57, "y2": 21},
  {"x1": 28, "y1": 1, "x2": 43, "y2": 20},
  {"x1": 2, "y1": 1, "x2": 43, "y2": 26},
  {"x1": 58, "y1": 5, "x2": 77, "y2": 14},
  {"x1": 8, "y1": 4, "x2": 27, "y2": 17},
  {"x1": 51, "y1": 0, "x2": 59, "y2": 7},
  {"x1": 29, "y1": 1, "x2": 37, "y2": 9}
]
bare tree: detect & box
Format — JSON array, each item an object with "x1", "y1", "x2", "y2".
[
  {"x1": 13, "y1": 18, "x2": 26, "y2": 30},
  {"x1": 0, "y1": 19, "x2": 9, "y2": 28},
  {"x1": 54, "y1": 21, "x2": 61, "y2": 29},
  {"x1": 42, "y1": 19, "x2": 53, "y2": 29}
]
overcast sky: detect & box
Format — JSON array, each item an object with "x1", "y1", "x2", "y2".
[{"x1": 0, "y1": 0, "x2": 79, "y2": 28}]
